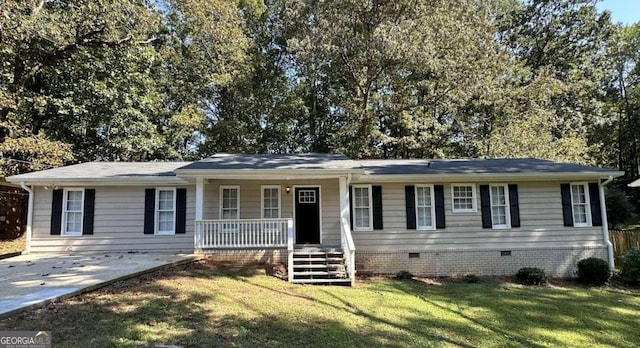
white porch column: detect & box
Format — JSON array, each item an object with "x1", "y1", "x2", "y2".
[
  {"x1": 339, "y1": 176, "x2": 349, "y2": 226},
  {"x1": 195, "y1": 177, "x2": 204, "y2": 221}
]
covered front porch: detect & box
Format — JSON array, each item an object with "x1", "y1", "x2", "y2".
[{"x1": 176, "y1": 154, "x2": 361, "y2": 285}]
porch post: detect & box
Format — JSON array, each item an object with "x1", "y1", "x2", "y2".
[
  {"x1": 195, "y1": 177, "x2": 204, "y2": 220},
  {"x1": 339, "y1": 176, "x2": 349, "y2": 226}
]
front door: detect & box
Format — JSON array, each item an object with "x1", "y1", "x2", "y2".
[{"x1": 295, "y1": 187, "x2": 321, "y2": 244}]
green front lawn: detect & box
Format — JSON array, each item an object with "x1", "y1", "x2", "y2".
[{"x1": 2, "y1": 261, "x2": 639, "y2": 347}]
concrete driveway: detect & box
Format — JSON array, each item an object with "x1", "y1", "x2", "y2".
[{"x1": 0, "y1": 253, "x2": 196, "y2": 317}]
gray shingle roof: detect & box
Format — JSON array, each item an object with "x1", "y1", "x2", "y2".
[
  {"x1": 5, "y1": 156, "x2": 622, "y2": 183},
  {"x1": 178, "y1": 153, "x2": 360, "y2": 171},
  {"x1": 7, "y1": 162, "x2": 190, "y2": 181},
  {"x1": 358, "y1": 158, "x2": 620, "y2": 175}
]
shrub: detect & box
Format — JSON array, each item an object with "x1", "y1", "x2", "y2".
[
  {"x1": 395, "y1": 270, "x2": 414, "y2": 280},
  {"x1": 463, "y1": 274, "x2": 480, "y2": 283},
  {"x1": 516, "y1": 267, "x2": 547, "y2": 285},
  {"x1": 576, "y1": 257, "x2": 610, "y2": 286},
  {"x1": 620, "y1": 247, "x2": 640, "y2": 285}
]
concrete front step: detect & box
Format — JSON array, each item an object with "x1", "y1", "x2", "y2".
[
  {"x1": 292, "y1": 271, "x2": 346, "y2": 276},
  {"x1": 290, "y1": 278, "x2": 352, "y2": 284},
  {"x1": 290, "y1": 248, "x2": 350, "y2": 285},
  {"x1": 292, "y1": 257, "x2": 344, "y2": 262},
  {"x1": 293, "y1": 251, "x2": 343, "y2": 256},
  {"x1": 292, "y1": 264, "x2": 344, "y2": 269}
]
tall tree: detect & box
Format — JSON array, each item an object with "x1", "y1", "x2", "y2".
[{"x1": 284, "y1": 0, "x2": 510, "y2": 159}]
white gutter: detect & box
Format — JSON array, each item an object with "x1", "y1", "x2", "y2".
[
  {"x1": 20, "y1": 182, "x2": 33, "y2": 254},
  {"x1": 599, "y1": 175, "x2": 615, "y2": 270}
]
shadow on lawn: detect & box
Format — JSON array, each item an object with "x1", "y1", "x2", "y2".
[
  {"x1": 2, "y1": 263, "x2": 639, "y2": 347},
  {"x1": 388, "y1": 279, "x2": 640, "y2": 347}
]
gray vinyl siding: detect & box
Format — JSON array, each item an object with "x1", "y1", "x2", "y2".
[
  {"x1": 30, "y1": 186, "x2": 195, "y2": 253},
  {"x1": 352, "y1": 181, "x2": 606, "y2": 252},
  {"x1": 203, "y1": 179, "x2": 341, "y2": 246}
]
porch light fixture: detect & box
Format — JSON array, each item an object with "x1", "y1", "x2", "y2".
[{"x1": 286, "y1": 186, "x2": 290, "y2": 194}]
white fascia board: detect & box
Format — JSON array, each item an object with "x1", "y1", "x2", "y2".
[
  {"x1": 6, "y1": 176, "x2": 190, "y2": 186},
  {"x1": 352, "y1": 171, "x2": 625, "y2": 183}
]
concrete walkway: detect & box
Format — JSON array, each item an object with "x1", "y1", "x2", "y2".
[{"x1": 0, "y1": 253, "x2": 197, "y2": 317}]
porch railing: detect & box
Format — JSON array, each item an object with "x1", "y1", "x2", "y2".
[
  {"x1": 341, "y1": 217, "x2": 356, "y2": 286},
  {"x1": 195, "y1": 218, "x2": 292, "y2": 249}
]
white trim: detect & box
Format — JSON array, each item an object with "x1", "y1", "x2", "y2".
[
  {"x1": 195, "y1": 177, "x2": 204, "y2": 220},
  {"x1": 451, "y1": 183, "x2": 477, "y2": 213},
  {"x1": 219, "y1": 185, "x2": 240, "y2": 219},
  {"x1": 351, "y1": 184, "x2": 373, "y2": 231},
  {"x1": 351, "y1": 172, "x2": 624, "y2": 183},
  {"x1": 489, "y1": 184, "x2": 510, "y2": 229},
  {"x1": 570, "y1": 182, "x2": 592, "y2": 228},
  {"x1": 415, "y1": 184, "x2": 436, "y2": 231},
  {"x1": 20, "y1": 182, "x2": 33, "y2": 253},
  {"x1": 261, "y1": 185, "x2": 281, "y2": 219},
  {"x1": 155, "y1": 187, "x2": 176, "y2": 235},
  {"x1": 292, "y1": 185, "x2": 323, "y2": 245},
  {"x1": 61, "y1": 188, "x2": 84, "y2": 236},
  {"x1": 599, "y1": 176, "x2": 615, "y2": 269}
]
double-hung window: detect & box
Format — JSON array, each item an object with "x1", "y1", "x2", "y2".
[
  {"x1": 156, "y1": 188, "x2": 176, "y2": 235},
  {"x1": 416, "y1": 185, "x2": 435, "y2": 230},
  {"x1": 262, "y1": 186, "x2": 280, "y2": 218},
  {"x1": 62, "y1": 189, "x2": 84, "y2": 236},
  {"x1": 221, "y1": 186, "x2": 240, "y2": 219},
  {"x1": 570, "y1": 183, "x2": 591, "y2": 227},
  {"x1": 220, "y1": 186, "x2": 240, "y2": 232},
  {"x1": 490, "y1": 184, "x2": 510, "y2": 229},
  {"x1": 352, "y1": 185, "x2": 372, "y2": 231},
  {"x1": 451, "y1": 184, "x2": 476, "y2": 212}
]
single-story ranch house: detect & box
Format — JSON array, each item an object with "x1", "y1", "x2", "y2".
[{"x1": 6, "y1": 154, "x2": 623, "y2": 285}]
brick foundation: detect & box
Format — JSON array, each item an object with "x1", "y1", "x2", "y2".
[
  {"x1": 198, "y1": 246, "x2": 608, "y2": 278},
  {"x1": 355, "y1": 247, "x2": 608, "y2": 277},
  {"x1": 200, "y1": 249, "x2": 287, "y2": 264}
]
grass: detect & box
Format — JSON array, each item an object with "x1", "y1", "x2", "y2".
[
  {"x1": 0, "y1": 234, "x2": 25, "y2": 258},
  {"x1": 1, "y1": 260, "x2": 639, "y2": 347}
]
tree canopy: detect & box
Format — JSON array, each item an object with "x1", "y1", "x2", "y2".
[{"x1": 1, "y1": 0, "x2": 640, "y2": 217}]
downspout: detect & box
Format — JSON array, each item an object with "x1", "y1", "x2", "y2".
[
  {"x1": 599, "y1": 176, "x2": 614, "y2": 270},
  {"x1": 20, "y1": 182, "x2": 34, "y2": 254}
]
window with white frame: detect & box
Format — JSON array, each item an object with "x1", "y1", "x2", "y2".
[
  {"x1": 490, "y1": 184, "x2": 510, "y2": 228},
  {"x1": 451, "y1": 184, "x2": 476, "y2": 212},
  {"x1": 220, "y1": 186, "x2": 240, "y2": 219},
  {"x1": 262, "y1": 186, "x2": 280, "y2": 218},
  {"x1": 62, "y1": 189, "x2": 84, "y2": 236},
  {"x1": 353, "y1": 185, "x2": 372, "y2": 230},
  {"x1": 416, "y1": 185, "x2": 435, "y2": 230},
  {"x1": 570, "y1": 183, "x2": 591, "y2": 227},
  {"x1": 156, "y1": 188, "x2": 176, "y2": 235}
]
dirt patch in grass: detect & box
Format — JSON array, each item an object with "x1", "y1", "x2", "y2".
[{"x1": 0, "y1": 234, "x2": 25, "y2": 258}]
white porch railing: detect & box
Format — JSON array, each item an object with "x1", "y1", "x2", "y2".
[
  {"x1": 195, "y1": 218, "x2": 292, "y2": 249},
  {"x1": 341, "y1": 217, "x2": 356, "y2": 286}
]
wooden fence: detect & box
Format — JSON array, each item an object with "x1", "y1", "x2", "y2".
[{"x1": 610, "y1": 230, "x2": 640, "y2": 265}]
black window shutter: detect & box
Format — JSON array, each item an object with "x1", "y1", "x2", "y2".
[
  {"x1": 405, "y1": 185, "x2": 416, "y2": 230},
  {"x1": 50, "y1": 189, "x2": 63, "y2": 235},
  {"x1": 560, "y1": 184, "x2": 574, "y2": 227},
  {"x1": 176, "y1": 188, "x2": 187, "y2": 234},
  {"x1": 508, "y1": 184, "x2": 520, "y2": 228},
  {"x1": 589, "y1": 183, "x2": 602, "y2": 227},
  {"x1": 82, "y1": 189, "x2": 95, "y2": 235},
  {"x1": 349, "y1": 186, "x2": 353, "y2": 229},
  {"x1": 480, "y1": 185, "x2": 492, "y2": 228},
  {"x1": 372, "y1": 185, "x2": 383, "y2": 230},
  {"x1": 434, "y1": 185, "x2": 446, "y2": 229},
  {"x1": 144, "y1": 189, "x2": 156, "y2": 234}
]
